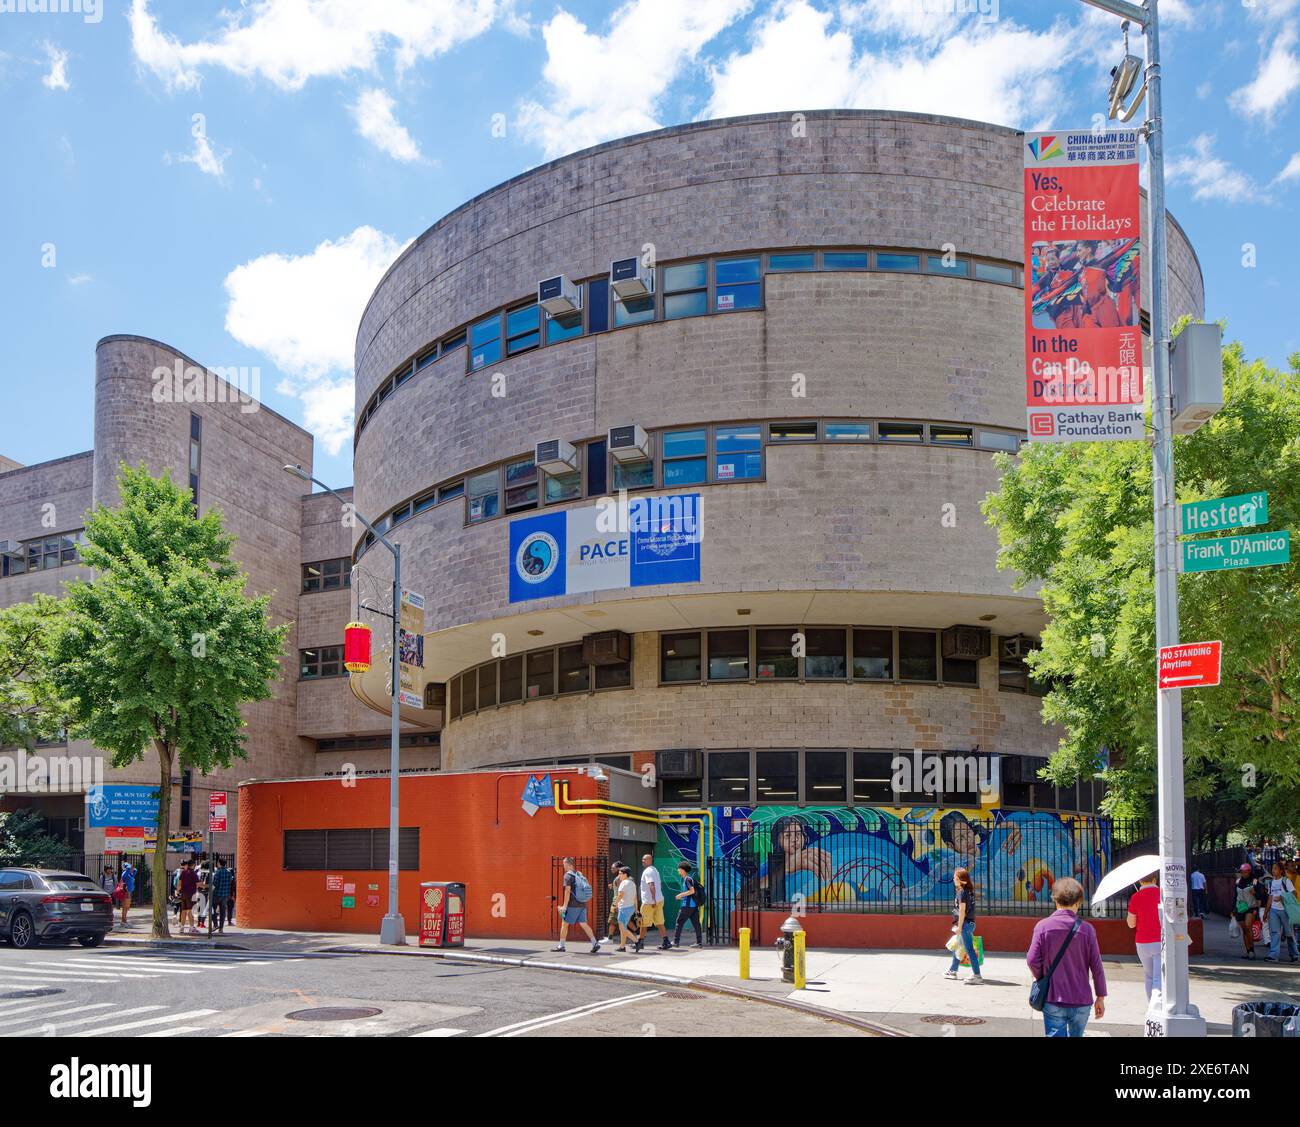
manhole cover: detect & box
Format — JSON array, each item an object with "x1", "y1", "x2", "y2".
[
  {"x1": 0, "y1": 988, "x2": 63, "y2": 1000},
  {"x1": 920, "y1": 1014, "x2": 985, "y2": 1026},
  {"x1": 661, "y1": 991, "x2": 704, "y2": 1001},
  {"x1": 285, "y1": 1007, "x2": 383, "y2": 1022}
]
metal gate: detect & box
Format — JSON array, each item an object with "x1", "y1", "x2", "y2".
[
  {"x1": 705, "y1": 845, "x2": 760, "y2": 946},
  {"x1": 548, "y1": 855, "x2": 610, "y2": 939}
]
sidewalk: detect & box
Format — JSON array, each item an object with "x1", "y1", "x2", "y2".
[{"x1": 105, "y1": 914, "x2": 1299, "y2": 1037}]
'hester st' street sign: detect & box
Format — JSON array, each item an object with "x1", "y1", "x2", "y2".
[{"x1": 1178, "y1": 491, "x2": 1268, "y2": 535}]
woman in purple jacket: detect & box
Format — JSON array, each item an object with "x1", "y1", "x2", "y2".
[{"x1": 1026, "y1": 877, "x2": 1108, "y2": 1037}]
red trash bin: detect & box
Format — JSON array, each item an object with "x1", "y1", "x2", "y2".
[{"x1": 419, "y1": 881, "x2": 466, "y2": 947}]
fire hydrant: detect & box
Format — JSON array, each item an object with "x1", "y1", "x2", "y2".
[{"x1": 775, "y1": 916, "x2": 804, "y2": 985}]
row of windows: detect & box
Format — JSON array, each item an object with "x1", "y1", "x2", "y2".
[
  {"x1": 283, "y1": 828, "x2": 420, "y2": 871},
  {"x1": 314, "y1": 733, "x2": 440, "y2": 753},
  {"x1": 301, "y1": 557, "x2": 352, "y2": 593},
  {"x1": 355, "y1": 417, "x2": 1025, "y2": 556},
  {"x1": 657, "y1": 749, "x2": 1104, "y2": 813},
  {"x1": 447, "y1": 640, "x2": 635, "y2": 722},
  {"x1": 300, "y1": 645, "x2": 344, "y2": 680},
  {"x1": 0, "y1": 531, "x2": 83, "y2": 579},
  {"x1": 354, "y1": 245, "x2": 1025, "y2": 446}
]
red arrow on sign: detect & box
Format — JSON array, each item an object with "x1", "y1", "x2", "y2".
[{"x1": 1158, "y1": 641, "x2": 1222, "y2": 690}]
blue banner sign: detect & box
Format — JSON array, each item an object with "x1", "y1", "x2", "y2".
[{"x1": 86, "y1": 784, "x2": 161, "y2": 828}]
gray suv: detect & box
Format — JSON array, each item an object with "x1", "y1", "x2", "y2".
[{"x1": 0, "y1": 868, "x2": 114, "y2": 949}]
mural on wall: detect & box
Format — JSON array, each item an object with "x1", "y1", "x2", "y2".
[{"x1": 656, "y1": 806, "x2": 1112, "y2": 913}]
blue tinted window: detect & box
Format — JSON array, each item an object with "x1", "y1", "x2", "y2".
[
  {"x1": 876, "y1": 253, "x2": 920, "y2": 271},
  {"x1": 825, "y1": 422, "x2": 872, "y2": 441},
  {"x1": 664, "y1": 262, "x2": 707, "y2": 291},
  {"x1": 663, "y1": 429, "x2": 707, "y2": 458},
  {"x1": 926, "y1": 256, "x2": 969, "y2": 276},
  {"x1": 664, "y1": 428, "x2": 708, "y2": 486},
  {"x1": 546, "y1": 309, "x2": 584, "y2": 344},
  {"x1": 588, "y1": 279, "x2": 609, "y2": 334},
  {"x1": 822, "y1": 252, "x2": 868, "y2": 270},
  {"x1": 664, "y1": 459, "x2": 706, "y2": 486},
  {"x1": 768, "y1": 252, "x2": 815, "y2": 272},
  {"x1": 614, "y1": 293, "x2": 655, "y2": 327},
  {"x1": 506, "y1": 305, "x2": 540, "y2": 355},
  {"x1": 586, "y1": 439, "x2": 608, "y2": 496},
  {"x1": 469, "y1": 316, "x2": 501, "y2": 370},
  {"x1": 665, "y1": 291, "x2": 708, "y2": 320},
  {"x1": 716, "y1": 258, "x2": 760, "y2": 284},
  {"x1": 975, "y1": 261, "x2": 1015, "y2": 284},
  {"x1": 715, "y1": 425, "x2": 762, "y2": 482}
]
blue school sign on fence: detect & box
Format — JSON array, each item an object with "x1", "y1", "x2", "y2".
[{"x1": 86, "y1": 784, "x2": 161, "y2": 828}]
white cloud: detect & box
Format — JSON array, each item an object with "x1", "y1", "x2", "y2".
[
  {"x1": 1229, "y1": 23, "x2": 1300, "y2": 124},
  {"x1": 129, "y1": 0, "x2": 499, "y2": 92},
  {"x1": 350, "y1": 88, "x2": 423, "y2": 162},
  {"x1": 1275, "y1": 151, "x2": 1300, "y2": 185},
  {"x1": 67, "y1": 273, "x2": 93, "y2": 286},
  {"x1": 517, "y1": 0, "x2": 753, "y2": 160},
  {"x1": 1166, "y1": 134, "x2": 1261, "y2": 204},
  {"x1": 706, "y1": 0, "x2": 1103, "y2": 129},
  {"x1": 166, "y1": 129, "x2": 227, "y2": 179},
  {"x1": 223, "y1": 226, "x2": 409, "y2": 454},
  {"x1": 41, "y1": 42, "x2": 69, "y2": 91}
]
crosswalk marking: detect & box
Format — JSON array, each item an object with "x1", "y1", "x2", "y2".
[
  {"x1": 0, "y1": 1002, "x2": 113, "y2": 1029},
  {"x1": 476, "y1": 990, "x2": 662, "y2": 1038},
  {"x1": 140, "y1": 1026, "x2": 203, "y2": 1037},
  {"x1": 22, "y1": 962, "x2": 154, "y2": 979},
  {"x1": 219, "y1": 1029, "x2": 269, "y2": 1037},
  {"x1": 412, "y1": 1027, "x2": 466, "y2": 1037},
  {"x1": 0, "y1": 966, "x2": 135, "y2": 980},
  {"x1": 79, "y1": 1009, "x2": 218, "y2": 1036},
  {"x1": 62, "y1": 959, "x2": 202, "y2": 975},
  {"x1": 3, "y1": 1005, "x2": 164, "y2": 1038}
]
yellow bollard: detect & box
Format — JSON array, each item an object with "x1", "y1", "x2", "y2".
[
  {"x1": 793, "y1": 930, "x2": 806, "y2": 990},
  {"x1": 738, "y1": 927, "x2": 750, "y2": 979}
]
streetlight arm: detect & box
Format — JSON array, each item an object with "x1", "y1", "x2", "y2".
[
  {"x1": 1078, "y1": 0, "x2": 1147, "y2": 24},
  {"x1": 288, "y1": 466, "x2": 397, "y2": 560}
]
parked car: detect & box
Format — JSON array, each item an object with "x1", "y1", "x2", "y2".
[{"x1": 0, "y1": 867, "x2": 114, "y2": 949}]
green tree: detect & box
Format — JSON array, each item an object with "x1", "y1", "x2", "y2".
[
  {"x1": 49, "y1": 465, "x2": 289, "y2": 937},
  {"x1": 0, "y1": 594, "x2": 69, "y2": 749},
  {"x1": 983, "y1": 336, "x2": 1300, "y2": 838},
  {"x1": 0, "y1": 808, "x2": 71, "y2": 866}
]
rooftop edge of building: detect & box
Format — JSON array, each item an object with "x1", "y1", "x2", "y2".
[{"x1": 0, "y1": 449, "x2": 93, "y2": 482}]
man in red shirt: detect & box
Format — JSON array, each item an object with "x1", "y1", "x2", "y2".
[{"x1": 1127, "y1": 873, "x2": 1162, "y2": 1001}]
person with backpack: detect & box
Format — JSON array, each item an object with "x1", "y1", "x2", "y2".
[
  {"x1": 1025, "y1": 877, "x2": 1107, "y2": 1037},
  {"x1": 117, "y1": 860, "x2": 136, "y2": 930},
  {"x1": 553, "y1": 856, "x2": 600, "y2": 954},
  {"x1": 1233, "y1": 863, "x2": 1265, "y2": 960},
  {"x1": 672, "y1": 862, "x2": 704, "y2": 949},
  {"x1": 1264, "y1": 861, "x2": 1299, "y2": 963}
]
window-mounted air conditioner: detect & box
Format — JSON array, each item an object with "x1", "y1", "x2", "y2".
[
  {"x1": 423, "y1": 682, "x2": 446, "y2": 710},
  {"x1": 657, "y1": 749, "x2": 700, "y2": 778},
  {"x1": 608, "y1": 424, "x2": 651, "y2": 462},
  {"x1": 1000, "y1": 634, "x2": 1037, "y2": 660},
  {"x1": 610, "y1": 256, "x2": 654, "y2": 300},
  {"x1": 538, "y1": 274, "x2": 581, "y2": 316},
  {"x1": 582, "y1": 630, "x2": 631, "y2": 666},
  {"x1": 535, "y1": 438, "x2": 579, "y2": 475},
  {"x1": 942, "y1": 625, "x2": 991, "y2": 661}
]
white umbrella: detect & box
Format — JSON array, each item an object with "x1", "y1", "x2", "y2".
[{"x1": 1091, "y1": 854, "x2": 1161, "y2": 905}]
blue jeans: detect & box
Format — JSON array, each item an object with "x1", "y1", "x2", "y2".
[
  {"x1": 1268, "y1": 911, "x2": 1299, "y2": 960},
  {"x1": 948, "y1": 921, "x2": 981, "y2": 974},
  {"x1": 1043, "y1": 1002, "x2": 1091, "y2": 1037}
]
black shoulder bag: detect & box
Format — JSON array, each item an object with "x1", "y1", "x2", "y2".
[{"x1": 1029, "y1": 918, "x2": 1082, "y2": 1012}]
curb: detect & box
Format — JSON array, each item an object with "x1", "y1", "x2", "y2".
[{"x1": 326, "y1": 944, "x2": 911, "y2": 1037}]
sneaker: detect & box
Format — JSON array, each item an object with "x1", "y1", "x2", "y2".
[
  {"x1": 551, "y1": 944, "x2": 566, "y2": 952},
  {"x1": 965, "y1": 976, "x2": 985, "y2": 985},
  {"x1": 660, "y1": 940, "x2": 672, "y2": 950},
  {"x1": 693, "y1": 942, "x2": 704, "y2": 949},
  {"x1": 589, "y1": 943, "x2": 601, "y2": 954},
  {"x1": 943, "y1": 971, "x2": 958, "y2": 980},
  {"x1": 634, "y1": 940, "x2": 644, "y2": 952},
  {"x1": 616, "y1": 946, "x2": 627, "y2": 952}
]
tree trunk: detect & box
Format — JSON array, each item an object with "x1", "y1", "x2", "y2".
[{"x1": 152, "y1": 741, "x2": 172, "y2": 939}]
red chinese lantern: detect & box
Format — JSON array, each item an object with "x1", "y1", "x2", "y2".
[{"x1": 344, "y1": 621, "x2": 372, "y2": 673}]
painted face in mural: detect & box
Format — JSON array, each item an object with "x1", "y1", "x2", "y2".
[{"x1": 779, "y1": 822, "x2": 806, "y2": 856}]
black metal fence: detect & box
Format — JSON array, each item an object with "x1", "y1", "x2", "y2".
[
  {"x1": 1, "y1": 853, "x2": 156, "y2": 906},
  {"x1": 548, "y1": 855, "x2": 611, "y2": 939}
]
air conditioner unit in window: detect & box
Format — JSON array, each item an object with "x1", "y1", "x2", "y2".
[
  {"x1": 535, "y1": 438, "x2": 579, "y2": 475},
  {"x1": 424, "y1": 682, "x2": 446, "y2": 710},
  {"x1": 0, "y1": 540, "x2": 24, "y2": 558},
  {"x1": 1000, "y1": 634, "x2": 1036, "y2": 659},
  {"x1": 610, "y1": 256, "x2": 654, "y2": 299},
  {"x1": 582, "y1": 630, "x2": 631, "y2": 666},
  {"x1": 538, "y1": 274, "x2": 581, "y2": 316},
  {"x1": 657, "y1": 749, "x2": 700, "y2": 778},
  {"x1": 608, "y1": 424, "x2": 650, "y2": 462},
  {"x1": 942, "y1": 625, "x2": 991, "y2": 661}
]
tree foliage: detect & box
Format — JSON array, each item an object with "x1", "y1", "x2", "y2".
[
  {"x1": 0, "y1": 808, "x2": 70, "y2": 865},
  {"x1": 983, "y1": 336, "x2": 1300, "y2": 838},
  {"x1": 0, "y1": 594, "x2": 70, "y2": 749},
  {"x1": 49, "y1": 465, "x2": 289, "y2": 936}
]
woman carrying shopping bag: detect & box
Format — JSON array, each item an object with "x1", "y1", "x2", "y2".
[{"x1": 944, "y1": 867, "x2": 983, "y2": 984}]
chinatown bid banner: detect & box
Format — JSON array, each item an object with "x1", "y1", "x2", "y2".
[{"x1": 1024, "y1": 129, "x2": 1144, "y2": 442}]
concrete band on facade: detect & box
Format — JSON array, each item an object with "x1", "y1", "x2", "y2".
[{"x1": 350, "y1": 111, "x2": 1204, "y2": 784}]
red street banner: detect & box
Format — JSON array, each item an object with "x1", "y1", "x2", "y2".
[
  {"x1": 208, "y1": 791, "x2": 227, "y2": 833},
  {"x1": 1158, "y1": 640, "x2": 1222, "y2": 690},
  {"x1": 1024, "y1": 129, "x2": 1144, "y2": 443}
]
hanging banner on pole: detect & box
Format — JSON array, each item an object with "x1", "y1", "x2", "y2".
[
  {"x1": 398, "y1": 589, "x2": 425, "y2": 709},
  {"x1": 1024, "y1": 129, "x2": 1144, "y2": 442}
]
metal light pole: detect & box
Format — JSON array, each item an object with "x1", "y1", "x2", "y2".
[
  {"x1": 285, "y1": 465, "x2": 406, "y2": 945},
  {"x1": 1078, "y1": 0, "x2": 1204, "y2": 1035}
]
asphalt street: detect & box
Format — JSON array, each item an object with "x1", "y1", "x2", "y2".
[{"x1": 0, "y1": 944, "x2": 871, "y2": 1037}]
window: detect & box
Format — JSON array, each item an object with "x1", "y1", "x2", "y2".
[
  {"x1": 663, "y1": 261, "x2": 707, "y2": 320},
  {"x1": 478, "y1": 664, "x2": 497, "y2": 709},
  {"x1": 926, "y1": 255, "x2": 969, "y2": 277},
  {"x1": 588, "y1": 277, "x2": 610, "y2": 334},
  {"x1": 614, "y1": 278, "x2": 655, "y2": 327},
  {"x1": 442, "y1": 329, "x2": 467, "y2": 353},
  {"x1": 708, "y1": 751, "x2": 750, "y2": 803},
  {"x1": 876, "y1": 252, "x2": 920, "y2": 271},
  {"x1": 715, "y1": 257, "x2": 761, "y2": 312},
  {"x1": 181, "y1": 769, "x2": 192, "y2": 828},
  {"x1": 707, "y1": 629, "x2": 750, "y2": 681},
  {"x1": 822, "y1": 251, "x2": 868, "y2": 270},
  {"x1": 978, "y1": 430, "x2": 1022, "y2": 452},
  {"x1": 466, "y1": 468, "x2": 500, "y2": 524},
  {"x1": 413, "y1": 492, "x2": 437, "y2": 516},
  {"x1": 586, "y1": 439, "x2": 608, "y2": 497},
  {"x1": 943, "y1": 656, "x2": 979, "y2": 686},
  {"x1": 415, "y1": 348, "x2": 437, "y2": 372},
  {"x1": 756, "y1": 750, "x2": 799, "y2": 802},
  {"x1": 595, "y1": 651, "x2": 632, "y2": 689},
  {"x1": 544, "y1": 465, "x2": 581, "y2": 503},
  {"x1": 449, "y1": 675, "x2": 461, "y2": 721},
  {"x1": 612, "y1": 450, "x2": 654, "y2": 492},
  {"x1": 438, "y1": 480, "x2": 465, "y2": 503},
  {"x1": 19, "y1": 533, "x2": 82, "y2": 574},
  {"x1": 898, "y1": 630, "x2": 938, "y2": 682},
  {"x1": 853, "y1": 751, "x2": 895, "y2": 803},
  {"x1": 756, "y1": 629, "x2": 797, "y2": 680},
  {"x1": 504, "y1": 457, "x2": 538, "y2": 513},
  {"x1": 302, "y1": 557, "x2": 351, "y2": 593},
  {"x1": 1000, "y1": 644, "x2": 1049, "y2": 696},
  {"x1": 526, "y1": 649, "x2": 554, "y2": 698},
  {"x1": 546, "y1": 305, "x2": 584, "y2": 344},
  {"x1": 768, "y1": 251, "x2": 815, "y2": 272},
  {"x1": 300, "y1": 645, "x2": 344, "y2": 679},
  {"x1": 390, "y1": 502, "x2": 412, "y2": 526},
  {"x1": 825, "y1": 422, "x2": 872, "y2": 442},
  {"x1": 506, "y1": 304, "x2": 541, "y2": 356},
  {"x1": 558, "y1": 644, "x2": 590, "y2": 694},
  {"x1": 469, "y1": 314, "x2": 502, "y2": 371},
  {"x1": 878, "y1": 422, "x2": 924, "y2": 442},
  {"x1": 461, "y1": 668, "x2": 477, "y2": 713},
  {"x1": 768, "y1": 421, "x2": 817, "y2": 442},
  {"x1": 499, "y1": 655, "x2": 523, "y2": 704},
  {"x1": 930, "y1": 424, "x2": 973, "y2": 446},
  {"x1": 189, "y1": 413, "x2": 201, "y2": 511},
  {"x1": 661, "y1": 632, "x2": 702, "y2": 683},
  {"x1": 975, "y1": 261, "x2": 1015, "y2": 284},
  {"x1": 714, "y1": 424, "x2": 762, "y2": 482},
  {"x1": 805, "y1": 750, "x2": 847, "y2": 802},
  {"x1": 805, "y1": 628, "x2": 846, "y2": 679},
  {"x1": 189, "y1": 437, "x2": 200, "y2": 475},
  {"x1": 662, "y1": 428, "x2": 707, "y2": 487}
]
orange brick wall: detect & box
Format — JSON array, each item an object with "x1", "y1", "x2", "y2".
[{"x1": 237, "y1": 769, "x2": 606, "y2": 937}]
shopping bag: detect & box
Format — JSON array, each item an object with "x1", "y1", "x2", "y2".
[
  {"x1": 959, "y1": 935, "x2": 985, "y2": 966},
  {"x1": 945, "y1": 932, "x2": 963, "y2": 954},
  {"x1": 1228, "y1": 916, "x2": 1241, "y2": 939}
]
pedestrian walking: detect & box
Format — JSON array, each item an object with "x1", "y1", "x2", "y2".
[
  {"x1": 1126, "y1": 872, "x2": 1162, "y2": 1001},
  {"x1": 117, "y1": 860, "x2": 136, "y2": 930},
  {"x1": 672, "y1": 862, "x2": 704, "y2": 949},
  {"x1": 943, "y1": 867, "x2": 983, "y2": 983},
  {"x1": 100, "y1": 866, "x2": 116, "y2": 896},
  {"x1": 1026, "y1": 877, "x2": 1108, "y2": 1037},
  {"x1": 178, "y1": 858, "x2": 199, "y2": 935},
  {"x1": 614, "y1": 865, "x2": 638, "y2": 952},
  {"x1": 602, "y1": 860, "x2": 623, "y2": 945},
  {"x1": 226, "y1": 867, "x2": 237, "y2": 927},
  {"x1": 552, "y1": 857, "x2": 600, "y2": 954},
  {"x1": 636, "y1": 853, "x2": 669, "y2": 952},
  {"x1": 1233, "y1": 863, "x2": 1264, "y2": 960},
  {"x1": 1189, "y1": 867, "x2": 1207, "y2": 919},
  {"x1": 1265, "y1": 861, "x2": 1299, "y2": 963},
  {"x1": 210, "y1": 858, "x2": 235, "y2": 934}
]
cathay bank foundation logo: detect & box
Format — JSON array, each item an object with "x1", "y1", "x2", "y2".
[{"x1": 515, "y1": 531, "x2": 559, "y2": 585}]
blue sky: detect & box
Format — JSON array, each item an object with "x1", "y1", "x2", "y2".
[{"x1": 2, "y1": 0, "x2": 1297, "y2": 492}]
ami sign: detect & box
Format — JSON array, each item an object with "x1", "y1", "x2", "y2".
[{"x1": 1157, "y1": 641, "x2": 1222, "y2": 691}]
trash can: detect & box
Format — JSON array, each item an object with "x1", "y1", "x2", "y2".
[
  {"x1": 1232, "y1": 1002, "x2": 1300, "y2": 1037},
  {"x1": 419, "y1": 881, "x2": 466, "y2": 948}
]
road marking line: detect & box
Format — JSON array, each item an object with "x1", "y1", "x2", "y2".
[
  {"x1": 21, "y1": 962, "x2": 153, "y2": 978},
  {"x1": 0, "y1": 1002, "x2": 114, "y2": 1028},
  {"x1": 0, "y1": 965, "x2": 139, "y2": 979},
  {"x1": 62, "y1": 959, "x2": 203, "y2": 975},
  {"x1": 219, "y1": 1029, "x2": 269, "y2": 1037},
  {"x1": 78, "y1": 1009, "x2": 219, "y2": 1036},
  {"x1": 140, "y1": 1026, "x2": 203, "y2": 1037},
  {"x1": 501, "y1": 991, "x2": 666, "y2": 1037},
  {"x1": 412, "y1": 1027, "x2": 467, "y2": 1037},
  {"x1": 2, "y1": 1005, "x2": 164, "y2": 1038},
  {"x1": 475, "y1": 990, "x2": 662, "y2": 1038}
]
